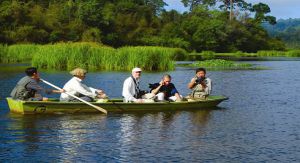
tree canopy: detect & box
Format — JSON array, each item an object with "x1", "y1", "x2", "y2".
[
  {"x1": 263, "y1": 18, "x2": 300, "y2": 49},
  {"x1": 0, "y1": 0, "x2": 285, "y2": 52}
]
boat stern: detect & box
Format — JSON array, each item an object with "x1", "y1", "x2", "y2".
[{"x1": 6, "y1": 98, "x2": 25, "y2": 114}]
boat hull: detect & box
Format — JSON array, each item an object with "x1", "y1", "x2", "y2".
[{"x1": 6, "y1": 96, "x2": 228, "y2": 114}]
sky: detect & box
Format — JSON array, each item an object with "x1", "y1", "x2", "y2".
[{"x1": 164, "y1": 0, "x2": 300, "y2": 19}]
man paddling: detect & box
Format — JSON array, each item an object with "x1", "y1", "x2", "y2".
[
  {"x1": 60, "y1": 68, "x2": 107, "y2": 102},
  {"x1": 10, "y1": 67, "x2": 63, "y2": 101}
]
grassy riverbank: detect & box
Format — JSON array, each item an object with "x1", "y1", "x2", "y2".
[
  {"x1": 188, "y1": 59, "x2": 263, "y2": 70},
  {"x1": 0, "y1": 43, "x2": 186, "y2": 71},
  {"x1": 188, "y1": 50, "x2": 300, "y2": 60},
  {"x1": 1, "y1": 43, "x2": 299, "y2": 71}
]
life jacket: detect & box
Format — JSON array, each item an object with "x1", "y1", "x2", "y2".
[{"x1": 10, "y1": 76, "x2": 36, "y2": 100}]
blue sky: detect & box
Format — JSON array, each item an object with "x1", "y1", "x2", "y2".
[{"x1": 164, "y1": 0, "x2": 300, "y2": 19}]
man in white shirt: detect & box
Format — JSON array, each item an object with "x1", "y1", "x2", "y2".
[
  {"x1": 60, "y1": 68, "x2": 106, "y2": 102},
  {"x1": 122, "y1": 67, "x2": 144, "y2": 103},
  {"x1": 187, "y1": 68, "x2": 212, "y2": 99}
]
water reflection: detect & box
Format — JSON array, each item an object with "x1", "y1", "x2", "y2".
[
  {"x1": 114, "y1": 109, "x2": 215, "y2": 161},
  {"x1": 1, "y1": 110, "x2": 216, "y2": 161},
  {"x1": 1, "y1": 113, "x2": 110, "y2": 161},
  {"x1": 1, "y1": 114, "x2": 46, "y2": 161},
  {"x1": 2, "y1": 61, "x2": 300, "y2": 162},
  {"x1": 0, "y1": 64, "x2": 29, "y2": 79}
]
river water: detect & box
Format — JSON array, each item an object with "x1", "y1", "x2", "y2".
[{"x1": 0, "y1": 61, "x2": 300, "y2": 162}]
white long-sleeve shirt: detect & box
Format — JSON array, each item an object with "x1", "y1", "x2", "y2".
[
  {"x1": 122, "y1": 76, "x2": 140, "y2": 102},
  {"x1": 60, "y1": 77, "x2": 98, "y2": 101}
]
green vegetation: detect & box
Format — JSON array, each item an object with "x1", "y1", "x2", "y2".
[
  {"x1": 263, "y1": 18, "x2": 300, "y2": 49},
  {"x1": 0, "y1": 0, "x2": 285, "y2": 52},
  {"x1": 286, "y1": 50, "x2": 300, "y2": 57},
  {"x1": 190, "y1": 59, "x2": 256, "y2": 70},
  {"x1": 256, "y1": 50, "x2": 286, "y2": 57},
  {"x1": 114, "y1": 46, "x2": 181, "y2": 71},
  {"x1": 0, "y1": 43, "x2": 185, "y2": 71},
  {"x1": 256, "y1": 50, "x2": 300, "y2": 57},
  {"x1": 188, "y1": 50, "x2": 300, "y2": 60},
  {"x1": 0, "y1": 44, "x2": 38, "y2": 63},
  {"x1": 30, "y1": 43, "x2": 185, "y2": 71}
]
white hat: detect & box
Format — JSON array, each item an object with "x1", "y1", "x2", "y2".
[{"x1": 132, "y1": 67, "x2": 142, "y2": 72}]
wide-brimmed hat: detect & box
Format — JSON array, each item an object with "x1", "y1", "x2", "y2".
[
  {"x1": 132, "y1": 67, "x2": 142, "y2": 72},
  {"x1": 70, "y1": 68, "x2": 87, "y2": 77}
]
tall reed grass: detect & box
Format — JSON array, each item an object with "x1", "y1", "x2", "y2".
[
  {"x1": 0, "y1": 44, "x2": 38, "y2": 63},
  {"x1": 114, "y1": 46, "x2": 177, "y2": 71},
  {"x1": 31, "y1": 43, "x2": 185, "y2": 71},
  {"x1": 286, "y1": 50, "x2": 300, "y2": 57},
  {"x1": 32, "y1": 43, "x2": 116, "y2": 70},
  {"x1": 0, "y1": 44, "x2": 8, "y2": 63}
]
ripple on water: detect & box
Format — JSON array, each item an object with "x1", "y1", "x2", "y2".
[{"x1": 1, "y1": 61, "x2": 300, "y2": 162}]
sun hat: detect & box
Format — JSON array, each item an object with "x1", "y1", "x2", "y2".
[
  {"x1": 132, "y1": 67, "x2": 142, "y2": 72},
  {"x1": 70, "y1": 68, "x2": 87, "y2": 77}
]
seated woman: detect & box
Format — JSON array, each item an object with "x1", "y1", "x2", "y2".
[
  {"x1": 60, "y1": 68, "x2": 107, "y2": 102},
  {"x1": 150, "y1": 74, "x2": 182, "y2": 102}
]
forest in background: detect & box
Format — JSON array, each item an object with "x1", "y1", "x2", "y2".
[
  {"x1": 263, "y1": 18, "x2": 300, "y2": 49},
  {"x1": 0, "y1": 0, "x2": 286, "y2": 52}
]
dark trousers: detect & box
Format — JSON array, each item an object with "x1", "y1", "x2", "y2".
[{"x1": 70, "y1": 96, "x2": 93, "y2": 102}]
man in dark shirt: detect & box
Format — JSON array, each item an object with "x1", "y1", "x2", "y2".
[
  {"x1": 150, "y1": 74, "x2": 182, "y2": 101},
  {"x1": 10, "y1": 67, "x2": 63, "y2": 101}
]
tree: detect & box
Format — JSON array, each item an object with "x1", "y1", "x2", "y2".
[
  {"x1": 218, "y1": 0, "x2": 250, "y2": 20},
  {"x1": 181, "y1": 0, "x2": 216, "y2": 11},
  {"x1": 251, "y1": 3, "x2": 276, "y2": 25}
]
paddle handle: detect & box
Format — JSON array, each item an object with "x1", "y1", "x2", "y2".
[{"x1": 40, "y1": 79, "x2": 107, "y2": 114}]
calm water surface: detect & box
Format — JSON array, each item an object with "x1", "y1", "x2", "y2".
[{"x1": 1, "y1": 61, "x2": 300, "y2": 162}]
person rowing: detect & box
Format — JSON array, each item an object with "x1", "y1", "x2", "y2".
[
  {"x1": 10, "y1": 67, "x2": 64, "y2": 101},
  {"x1": 60, "y1": 68, "x2": 107, "y2": 102}
]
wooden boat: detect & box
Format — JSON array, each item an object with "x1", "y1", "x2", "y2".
[{"x1": 6, "y1": 96, "x2": 228, "y2": 114}]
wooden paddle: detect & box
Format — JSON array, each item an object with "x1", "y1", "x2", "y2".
[{"x1": 40, "y1": 79, "x2": 107, "y2": 114}]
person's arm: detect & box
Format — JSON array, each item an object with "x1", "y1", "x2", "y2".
[
  {"x1": 89, "y1": 88, "x2": 107, "y2": 98},
  {"x1": 26, "y1": 81, "x2": 43, "y2": 92},
  {"x1": 27, "y1": 80, "x2": 64, "y2": 95},
  {"x1": 52, "y1": 89, "x2": 65, "y2": 93},
  {"x1": 171, "y1": 84, "x2": 181, "y2": 100},
  {"x1": 188, "y1": 77, "x2": 197, "y2": 89},
  {"x1": 73, "y1": 82, "x2": 97, "y2": 98},
  {"x1": 204, "y1": 79, "x2": 212, "y2": 95},
  {"x1": 122, "y1": 78, "x2": 137, "y2": 102},
  {"x1": 151, "y1": 81, "x2": 163, "y2": 95},
  {"x1": 175, "y1": 93, "x2": 181, "y2": 101}
]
